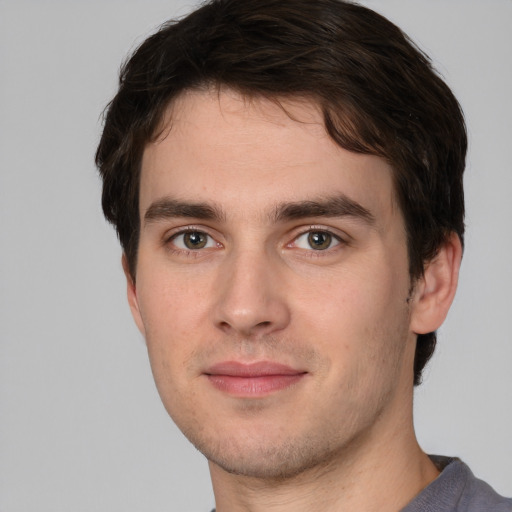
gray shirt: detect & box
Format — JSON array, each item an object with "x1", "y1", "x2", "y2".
[
  {"x1": 210, "y1": 456, "x2": 511, "y2": 511},
  {"x1": 402, "y1": 456, "x2": 512, "y2": 511}
]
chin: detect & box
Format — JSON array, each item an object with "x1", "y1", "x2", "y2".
[{"x1": 187, "y1": 426, "x2": 342, "y2": 481}]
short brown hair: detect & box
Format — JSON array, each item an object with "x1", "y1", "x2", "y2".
[{"x1": 96, "y1": 0, "x2": 467, "y2": 385}]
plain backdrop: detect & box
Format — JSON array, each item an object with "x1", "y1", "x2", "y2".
[{"x1": 1, "y1": 1, "x2": 511, "y2": 511}]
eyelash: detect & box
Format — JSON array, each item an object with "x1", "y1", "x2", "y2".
[
  {"x1": 289, "y1": 228, "x2": 343, "y2": 252},
  {"x1": 163, "y1": 226, "x2": 346, "y2": 257},
  {"x1": 165, "y1": 228, "x2": 221, "y2": 256}
]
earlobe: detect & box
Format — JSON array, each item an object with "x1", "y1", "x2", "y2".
[
  {"x1": 122, "y1": 254, "x2": 146, "y2": 337},
  {"x1": 410, "y1": 233, "x2": 462, "y2": 335}
]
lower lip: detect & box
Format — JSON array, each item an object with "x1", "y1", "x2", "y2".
[{"x1": 206, "y1": 374, "x2": 305, "y2": 397}]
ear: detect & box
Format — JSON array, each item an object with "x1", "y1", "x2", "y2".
[
  {"x1": 410, "y1": 233, "x2": 462, "y2": 335},
  {"x1": 122, "y1": 254, "x2": 146, "y2": 337}
]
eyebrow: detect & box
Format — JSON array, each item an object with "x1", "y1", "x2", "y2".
[
  {"x1": 271, "y1": 195, "x2": 375, "y2": 224},
  {"x1": 144, "y1": 198, "x2": 225, "y2": 225},
  {"x1": 143, "y1": 194, "x2": 375, "y2": 226}
]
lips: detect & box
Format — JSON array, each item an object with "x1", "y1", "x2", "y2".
[{"x1": 204, "y1": 361, "x2": 307, "y2": 397}]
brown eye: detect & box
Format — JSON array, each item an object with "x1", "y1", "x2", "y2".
[
  {"x1": 307, "y1": 231, "x2": 333, "y2": 250},
  {"x1": 183, "y1": 231, "x2": 208, "y2": 249},
  {"x1": 171, "y1": 231, "x2": 214, "y2": 251},
  {"x1": 293, "y1": 230, "x2": 340, "y2": 251}
]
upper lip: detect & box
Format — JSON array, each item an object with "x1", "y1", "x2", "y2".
[{"x1": 205, "y1": 361, "x2": 306, "y2": 377}]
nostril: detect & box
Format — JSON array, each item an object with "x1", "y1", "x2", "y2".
[
  {"x1": 219, "y1": 321, "x2": 231, "y2": 331},
  {"x1": 217, "y1": 319, "x2": 273, "y2": 335}
]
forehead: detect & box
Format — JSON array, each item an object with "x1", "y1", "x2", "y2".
[{"x1": 140, "y1": 89, "x2": 397, "y2": 222}]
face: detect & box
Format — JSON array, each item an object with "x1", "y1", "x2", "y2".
[{"x1": 129, "y1": 89, "x2": 420, "y2": 480}]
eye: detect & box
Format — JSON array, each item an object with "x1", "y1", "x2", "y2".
[
  {"x1": 293, "y1": 230, "x2": 340, "y2": 251},
  {"x1": 171, "y1": 230, "x2": 217, "y2": 250}
]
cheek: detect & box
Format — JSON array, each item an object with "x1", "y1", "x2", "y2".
[
  {"x1": 294, "y1": 258, "x2": 411, "y2": 375},
  {"x1": 297, "y1": 260, "x2": 407, "y2": 329},
  {"x1": 135, "y1": 277, "x2": 204, "y2": 419},
  {"x1": 134, "y1": 267, "x2": 209, "y2": 385},
  {"x1": 137, "y1": 262, "x2": 209, "y2": 332}
]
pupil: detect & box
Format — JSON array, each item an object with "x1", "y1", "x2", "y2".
[
  {"x1": 308, "y1": 232, "x2": 331, "y2": 250},
  {"x1": 185, "y1": 232, "x2": 206, "y2": 249}
]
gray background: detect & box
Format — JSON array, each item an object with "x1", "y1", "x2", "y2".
[{"x1": 1, "y1": 1, "x2": 511, "y2": 510}]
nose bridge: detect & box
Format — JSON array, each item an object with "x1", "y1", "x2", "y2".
[{"x1": 213, "y1": 243, "x2": 290, "y2": 336}]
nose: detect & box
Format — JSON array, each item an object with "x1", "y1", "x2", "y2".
[{"x1": 212, "y1": 248, "x2": 291, "y2": 337}]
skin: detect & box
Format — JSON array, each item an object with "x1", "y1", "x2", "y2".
[{"x1": 125, "y1": 89, "x2": 461, "y2": 511}]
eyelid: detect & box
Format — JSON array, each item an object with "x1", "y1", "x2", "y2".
[
  {"x1": 288, "y1": 225, "x2": 348, "y2": 244},
  {"x1": 286, "y1": 225, "x2": 350, "y2": 253},
  {"x1": 161, "y1": 224, "x2": 348, "y2": 254},
  {"x1": 163, "y1": 225, "x2": 223, "y2": 251},
  {"x1": 164, "y1": 224, "x2": 217, "y2": 240},
  {"x1": 294, "y1": 231, "x2": 340, "y2": 250}
]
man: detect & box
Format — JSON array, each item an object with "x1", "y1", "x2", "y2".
[{"x1": 96, "y1": 0, "x2": 511, "y2": 510}]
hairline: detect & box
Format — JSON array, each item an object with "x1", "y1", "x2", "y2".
[
  {"x1": 129, "y1": 84, "x2": 418, "y2": 280},
  {"x1": 129, "y1": 87, "x2": 423, "y2": 281}
]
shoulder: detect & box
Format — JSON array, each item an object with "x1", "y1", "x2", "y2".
[{"x1": 402, "y1": 456, "x2": 512, "y2": 512}]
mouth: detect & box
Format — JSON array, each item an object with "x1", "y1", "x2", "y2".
[{"x1": 204, "y1": 361, "x2": 307, "y2": 397}]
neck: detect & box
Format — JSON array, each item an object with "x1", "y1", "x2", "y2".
[{"x1": 210, "y1": 392, "x2": 439, "y2": 512}]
